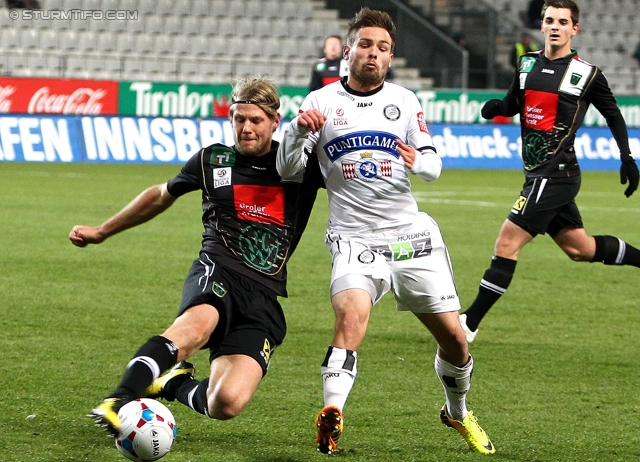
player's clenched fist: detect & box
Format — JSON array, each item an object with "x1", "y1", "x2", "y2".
[
  {"x1": 297, "y1": 109, "x2": 327, "y2": 133},
  {"x1": 69, "y1": 225, "x2": 105, "y2": 247}
]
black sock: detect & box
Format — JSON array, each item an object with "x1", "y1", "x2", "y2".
[
  {"x1": 592, "y1": 235, "x2": 640, "y2": 267},
  {"x1": 463, "y1": 256, "x2": 517, "y2": 331},
  {"x1": 175, "y1": 378, "x2": 209, "y2": 416},
  {"x1": 111, "y1": 335, "x2": 179, "y2": 399}
]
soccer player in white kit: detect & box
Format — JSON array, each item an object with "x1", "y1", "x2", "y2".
[{"x1": 277, "y1": 7, "x2": 495, "y2": 456}]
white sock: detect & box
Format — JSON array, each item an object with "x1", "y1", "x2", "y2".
[
  {"x1": 320, "y1": 346, "x2": 358, "y2": 410},
  {"x1": 434, "y1": 354, "x2": 473, "y2": 421}
]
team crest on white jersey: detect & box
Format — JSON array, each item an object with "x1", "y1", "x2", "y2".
[
  {"x1": 342, "y1": 152, "x2": 392, "y2": 182},
  {"x1": 384, "y1": 104, "x2": 400, "y2": 120}
]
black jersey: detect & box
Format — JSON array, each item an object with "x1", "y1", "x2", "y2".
[
  {"x1": 166, "y1": 141, "x2": 300, "y2": 296},
  {"x1": 309, "y1": 57, "x2": 345, "y2": 92},
  {"x1": 502, "y1": 50, "x2": 625, "y2": 178}
]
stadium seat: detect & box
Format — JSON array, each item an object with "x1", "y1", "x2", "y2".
[
  {"x1": 226, "y1": 36, "x2": 246, "y2": 58},
  {"x1": 119, "y1": 0, "x2": 137, "y2": 14},
  {"x1": 164, "y1": 16, "x2": 183, "y2": 35},
  {"x1": 66, "y1": 55, "x2": 88, "y2": 78},
  {"x1": 179, "y1": 61, "x2": 201, "y2": 82},
  {"x1": 155, "y1": 34, "x2": 173, "y2": 56},
  {"x1": 209, "y1": 0, "x2": 228, "y2": 18},
  {"x1": 182, "y1": 16, "x2": 205, "y2": 35},
  {"x1": 8, "y1": 55, "x2": 30, "y2": 77},
  {"x1": 125, "y1": 16, "x2": 145, "y2": 34},
  {"x1": 265, "y1": 18, "x2": 290, "y2": 39},
  {"x1": 262, "y1": 0, "x2": 282, "y2": 19},
  {"x1": 234, "y1": 17, "x2": 255, "y2": 37},
  {"x1": 59, "y1": 30, "x2": 80, "y2": 53},
  {"x1": 27, "y1": 54, "x2": 54, "y2": 78},
  {"x1": 77, "y1": 30, "x2": 99, "y2": 53},
  {"x1": 69, "y1": 16, "x2": 92, "y2": 32},
  {"x1": 171, "y1": 35, "x2": 191, "y2": 56},
  {"x1": 48, "y1": 14, "x2": 69, "y2": 31},
  {"x1": 62, "y1": 0, "x2": 82, "y2": 11},
  {"x1": 244, "y1": 0, "x2": 266, "y2": 19},
  {"x1": 145, "y1": 15, "x2": 164, "y2": 35},
  {"x1": 226, "y1": 0, "x2": 246, "y2": 18},
  {"x1": 298, "y1": 37, "x2": 321, "y2": 59},
  {"x1": 281, "y1": 1, "x2": 313, "y2": 20},
  {"x1": 20, "y1": 29, "x2": 40, "y2": 51},
  {"x1": 39, "y1": 29, "x2": 60, "y2": 53},
  {"x1": 244, "y1": 37, "x2": 265, "y2": 58},
  {"x1": 253, "y1": 18, "x2": 274, "y2": 38},
  {"x1": 262, "y1": 37, "x2": 282, "y2": 59},
  {"x1": 96, "y1": 31, "x2": 117, "y2": 53},
  {"x1": 134, "y1": 33, "x2": 155, "y2": 55},
  {"x1": 0, "y1": 8, "x2": 13, "y2": 29},
  {"x1": 191, "y1": 0, "x2": 210, "y2": 17},
  {"x1": 216, "y1": 17, "x2": 236, "y2": 37},
  {"x1": 235, "y1": 61, "x2": 254, "y2": 77},
  {"x1": 137, "y1": 0, "x2": 157, "y2": 16},
  {"x1": 155, "y1": 0, "x2": 174, "y2": 16},
  {"x1": 30, "y1": 17, "x2": 49, "y2": 31},
  {"x1": 116, "y1": 32, "x2": 137, "y2": 54},
  {"x1": 191, "y1": 34, "x2": 214, "y2": 57},
  {"x1": 101, "y1": 0, "x2": 118, "y2": 11}
]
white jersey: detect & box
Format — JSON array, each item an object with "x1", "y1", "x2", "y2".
[{"x1": 278, "y1": 79, "x2": 441, "y2": 233}]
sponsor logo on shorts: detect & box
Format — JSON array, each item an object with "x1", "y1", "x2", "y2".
[
  {"x1": 357, "y1": 249, "x2": 375, "y2": 264},
  {"x1": 260, "y1": 338, "x2": 272, "y2": 366},
  {"x1": 366, "y1": 237, "x2": 433, "y2": 262},
  {"x1": 212, "y1": 281, "x2": 227, "y2": 297},
  {"x1": 511, "y1": 195, "x2": 527, "y2": 214}
]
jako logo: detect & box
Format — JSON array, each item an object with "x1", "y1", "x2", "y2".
[{"x1": 357, "y1": 102, "x2": 372, "y2": 107}]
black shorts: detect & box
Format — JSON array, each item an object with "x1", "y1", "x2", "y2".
[
  {"x1": 177, "y1": 252, "x2": 287, "y2": 375},
  {"x1": 507, "y1": 175, "x2": 583, "y2": 238}
]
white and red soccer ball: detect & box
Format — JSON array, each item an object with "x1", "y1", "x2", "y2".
[{"x1": 115, "y1": 398, "x2": 176, "y2": 462}]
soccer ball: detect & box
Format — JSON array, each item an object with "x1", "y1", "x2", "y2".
[{"x1": 115, "y1": 398, "x2": 177, "y2": 462}]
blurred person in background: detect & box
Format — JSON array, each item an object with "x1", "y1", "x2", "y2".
[{"x1": 309, "y1": 35, "x2": 349, "y2": 92}]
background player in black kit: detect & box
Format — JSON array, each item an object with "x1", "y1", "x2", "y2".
[
  {"x1": 308, "y1": 35, "x2": 347, "y2": 93},
  {"x1": 460, "y1": 0, "x2": 640, "y2": 342},
  {"x1": 69, "y1": 77, "x2": 309, "y2": 437}
]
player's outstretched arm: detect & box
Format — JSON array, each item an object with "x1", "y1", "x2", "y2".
[{"x1": 69, "y1": 183, "x2": 176, "y2": 247}]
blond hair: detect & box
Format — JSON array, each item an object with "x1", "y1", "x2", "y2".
[{"x1": 229, "y1": 76, "x2": 280, "y2": 120}]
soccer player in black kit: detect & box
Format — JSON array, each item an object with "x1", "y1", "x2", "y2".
[
  {"x1": 70, "y1": 77, "x2": 313, "y2": 437},
  {"x1": 459, "y1": 0, "x2": 640, "y2": 342}
]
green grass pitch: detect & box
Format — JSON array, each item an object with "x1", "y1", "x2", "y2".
[{"x1": 1, "y1": 162, "x2": 639, "y2": 461}]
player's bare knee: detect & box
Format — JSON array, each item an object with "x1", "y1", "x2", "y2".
[
  {"x1": 207, "y1": 398, "x2": 245, "y2": 420},
  {"x1": 206, "y1": 387, "x2": 248, "y2": 420}
]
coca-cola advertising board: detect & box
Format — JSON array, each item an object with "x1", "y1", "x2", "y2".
[{"x1": 0, "y1": 77, "x2": 119, "y2": 115}]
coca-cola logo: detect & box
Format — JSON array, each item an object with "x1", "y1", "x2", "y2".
[
  {"x1": 28, "y1": 87, "x2": 106, "y2": 114},
  {"x1": 0, "y1": 85, "x2": 16, "y2": 113}
]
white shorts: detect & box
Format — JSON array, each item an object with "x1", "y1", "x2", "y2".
[{"x1": 326, "y1": 212, "x2": 460, "y2": 314}]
